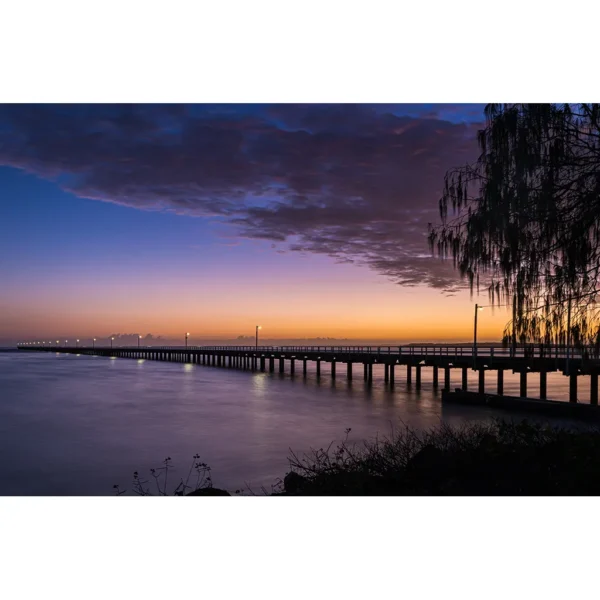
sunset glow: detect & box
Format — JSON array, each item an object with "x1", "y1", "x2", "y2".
[{"x1": 0, "y1": 103, "x2": 511, "y2": 345}]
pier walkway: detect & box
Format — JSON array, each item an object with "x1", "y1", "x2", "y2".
[{"x1": 17, "y1": 343, "x2": 600, "y2": 404}]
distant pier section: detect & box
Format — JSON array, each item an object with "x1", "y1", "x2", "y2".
[{"x1": 17, "y1": 343, "x2": 600, "y2": 405}]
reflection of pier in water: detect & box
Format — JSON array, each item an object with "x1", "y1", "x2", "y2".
[{"x1": 17, "y1": 344, "x2": 600, "y2": 405}]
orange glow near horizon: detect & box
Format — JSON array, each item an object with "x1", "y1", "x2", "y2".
[{"x1": 2, "y1": 270, "x2": 512, "y2": 343}]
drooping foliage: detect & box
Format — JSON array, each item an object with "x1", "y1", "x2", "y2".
[{"x1": 429, "y1": 104, "x2": 600, "y2": 352}]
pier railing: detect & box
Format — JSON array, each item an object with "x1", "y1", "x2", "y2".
[{"x1": 46, "y1": 343, "x2": 598, "y2": 360}]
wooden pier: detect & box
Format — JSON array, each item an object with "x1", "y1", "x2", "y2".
[{"x1": 17, "y1": 343, "x2": 600, "y2": 405}]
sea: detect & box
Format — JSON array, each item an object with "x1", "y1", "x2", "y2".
[{"x1": 0, "y1": 349, "x2": 592, "y2": 495}]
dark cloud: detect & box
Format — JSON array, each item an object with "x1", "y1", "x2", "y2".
[{"x1": 0, "y1": 104, "x2": 482, "y2": 290}]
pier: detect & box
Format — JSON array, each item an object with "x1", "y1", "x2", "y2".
[{"x1": 17, "y1": 343, "x2": 600, "y2": 405}]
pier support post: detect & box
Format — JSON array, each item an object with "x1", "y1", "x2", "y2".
[
  {"x1": 462, "y1": 367, "x2": 468, "y2": 391},
  {"x1": 444, "y1": 367, "x2": 450, "y2": 391},
  {"x1": 478, "y1": 369, "x2": 485, "y2": 393},
  {"x1": 520, "y1": 371, "x2": 527, "y2": 398},
  {"x1": 591, "y1": 373, "x2": 599, "y2": 405},
  {"x1": 260, "y1": 357, "x2": 265, "y2": 372},
  {"x1": 279, "y1": 357, "x2": 284, "y2": 373},
  {"x1": 290, "y1": 358, "x2": 295, "y2": 375},
  {"x1": 384, "y1": 364, "x2": 389, "y2": 382},
  {"x1": 303, "y1": 359, "x2": 307, "y2": 377},
  {"x1": 269, "y1": 357, "x2": 275, "y2": 372},
  {"x1": 569, "y1": 373, "x2": 577, "y2": 403},
  {"x1": 368, "y1": 363, "x2": 373, "y2": 384},
  {"x1": 363, "y1": 363, "x2": 368, "y2": 381},
  {"x1": 433, "y1": 366, "x2": 438, "y2": 389},
  {"x1": 416, "y1": 365, "x2": 421, "y2": 389},
  {"x1": 540, "y1": 371, "x2": 547, "y2": 400},
  {"x1": 390, "y1": 364, "x2": 395, "y2": 386},
  {"x1": 331, "y1": 360, "x2": 336, "y2": 379},
  {"x1": 407, "y1": 365, "x2": 412, "y2": 385},
  {"x1": 497, "y1": 370, "x2": 504, "y2": 395},
  {"x1": 316, "y1": 360, "x2": 321, "y2": 378},
  {"x1": 347, "y1": 362, "x2": 352, "y2": 380}
]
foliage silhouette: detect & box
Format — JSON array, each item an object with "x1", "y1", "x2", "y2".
[{"x1": 430, "y1": 103, "x2": 600, "y2": 352}]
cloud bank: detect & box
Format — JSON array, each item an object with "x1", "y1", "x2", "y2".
[{"x1": 0, "y1": 104, "x2": 482, "y2": 289}]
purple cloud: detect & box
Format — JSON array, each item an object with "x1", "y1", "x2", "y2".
[{"x1": 0, "y1": 104, "x2": 482, "y2": 289}]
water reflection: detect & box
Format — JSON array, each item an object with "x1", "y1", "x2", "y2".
[{"x1": 0, "y1": 351, "x2": 589, "y2": 495}]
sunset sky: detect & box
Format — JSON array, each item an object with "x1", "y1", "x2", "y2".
[{"x1": 1, "y1": 104, "x2": 513, "y2": 346}]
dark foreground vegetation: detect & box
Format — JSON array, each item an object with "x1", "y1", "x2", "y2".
[
  {"x1": 118, "y1": 420, "x2": 600, "y2": 496},
  {"x1": 282, "y1": 421, "x2": 600, "y2": 495}
]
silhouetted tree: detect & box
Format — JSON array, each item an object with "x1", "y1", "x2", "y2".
[{"x1": 430, "y1": 104, "x2": 600, "y2": 353}]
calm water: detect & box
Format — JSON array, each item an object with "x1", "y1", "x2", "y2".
[{"x1": 0, "y1": 350, "x2": 589, "y2": 495}]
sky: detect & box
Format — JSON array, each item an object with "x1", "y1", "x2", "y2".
[{"x1": 0, "y1": 103, "x2": 514, "y2": 346}]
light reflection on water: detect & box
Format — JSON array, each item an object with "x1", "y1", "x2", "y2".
[{"x1": 0, "y1": 351, "x2": 589, "y2": 495}]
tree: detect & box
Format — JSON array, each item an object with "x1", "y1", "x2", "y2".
[{"x1": 429, "y1": 104, "x2": 600, "y2": 352}]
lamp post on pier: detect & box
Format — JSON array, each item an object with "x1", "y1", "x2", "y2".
[
  {"x1": 473, "y1": 304, "x2": 484, "y2": 369},
  {"x1": 65, "y1": 340, "x2": 68, "y2": 347},
  {"x1": 256, "y1": 325, "x2": 261, "y2": 350},
  {"x1": 93, "y1": 338, "x2": 96, "y2": 349},
  {"x1": 138, "y1": 335, "x2": 142, "y2": 348},
  {"x1": 185, "y1": 332, "x2": 190, "y2": 349},
  {"x1": 111, "y1": 337, "x2": 114, "y2": 349}
]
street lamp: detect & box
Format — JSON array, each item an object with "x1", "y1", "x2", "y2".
[
  {"x1": 65, "y1": 340, "x2": 68, "y2": 347},
  {"x1": 185, "y1": 332, "x2": 190, "y2": 349},
  {"x1": 93, "y1": 338, "x2": 96, "y2": 349},
  {"x1": 56, "y1": 340, "x2": 59, "y2": 346},
  {"x1": 256, "y1": 325, "x2": 261, "y2": 350},
  {"x1": 111, "y1": 337, "x2": 114, "y2": 349},
  {"x1": 473, "y1": 304, "x2": 484, "y2": 369},
  {"x1": 138, "y1": 335, "x2": 142, "y2": 348},
  {"x1": 76, "y1": 339, "x2": 79, "y2": 348}
]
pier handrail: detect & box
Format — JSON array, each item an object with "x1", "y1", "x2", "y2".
[{"x1": 19, "y1": 343, "x2": 599, "y2": 361}]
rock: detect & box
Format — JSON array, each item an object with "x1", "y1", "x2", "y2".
[
  {"x1": 283, "y1": 471, "x2": 307, "y2": 494},
  {"x1": 186, "y1": 487, "x2": 230, "y2": 496}
]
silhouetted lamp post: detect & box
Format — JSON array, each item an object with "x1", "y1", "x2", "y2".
[
  {"x1": 93, "y1": 338, "x2": 96, "y2": 349},
  {"x1": 138, "y1": 335, "x2": 142, "y2": 348},
  {"x1": 56, "y1": 340, "x2": 59, "y2": 346},
  {"x1": 111, "y1": 337, "x2": 114, "y2": 349},
  {"x1": 65, "y1": 340, "x2": 68, "y2": 347},
  {"x1": 256, "y1": 325, "x2": 261, "y2": 350},
  {"x1": 76, "y1": 339, "x2": 79, "y2": 348},
  {"x1": 185, "y1": 332, "x2": 190, "y2": 349},
  {"x1": 473, "y1": 304, "x2": 484, "y2": 369}
]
